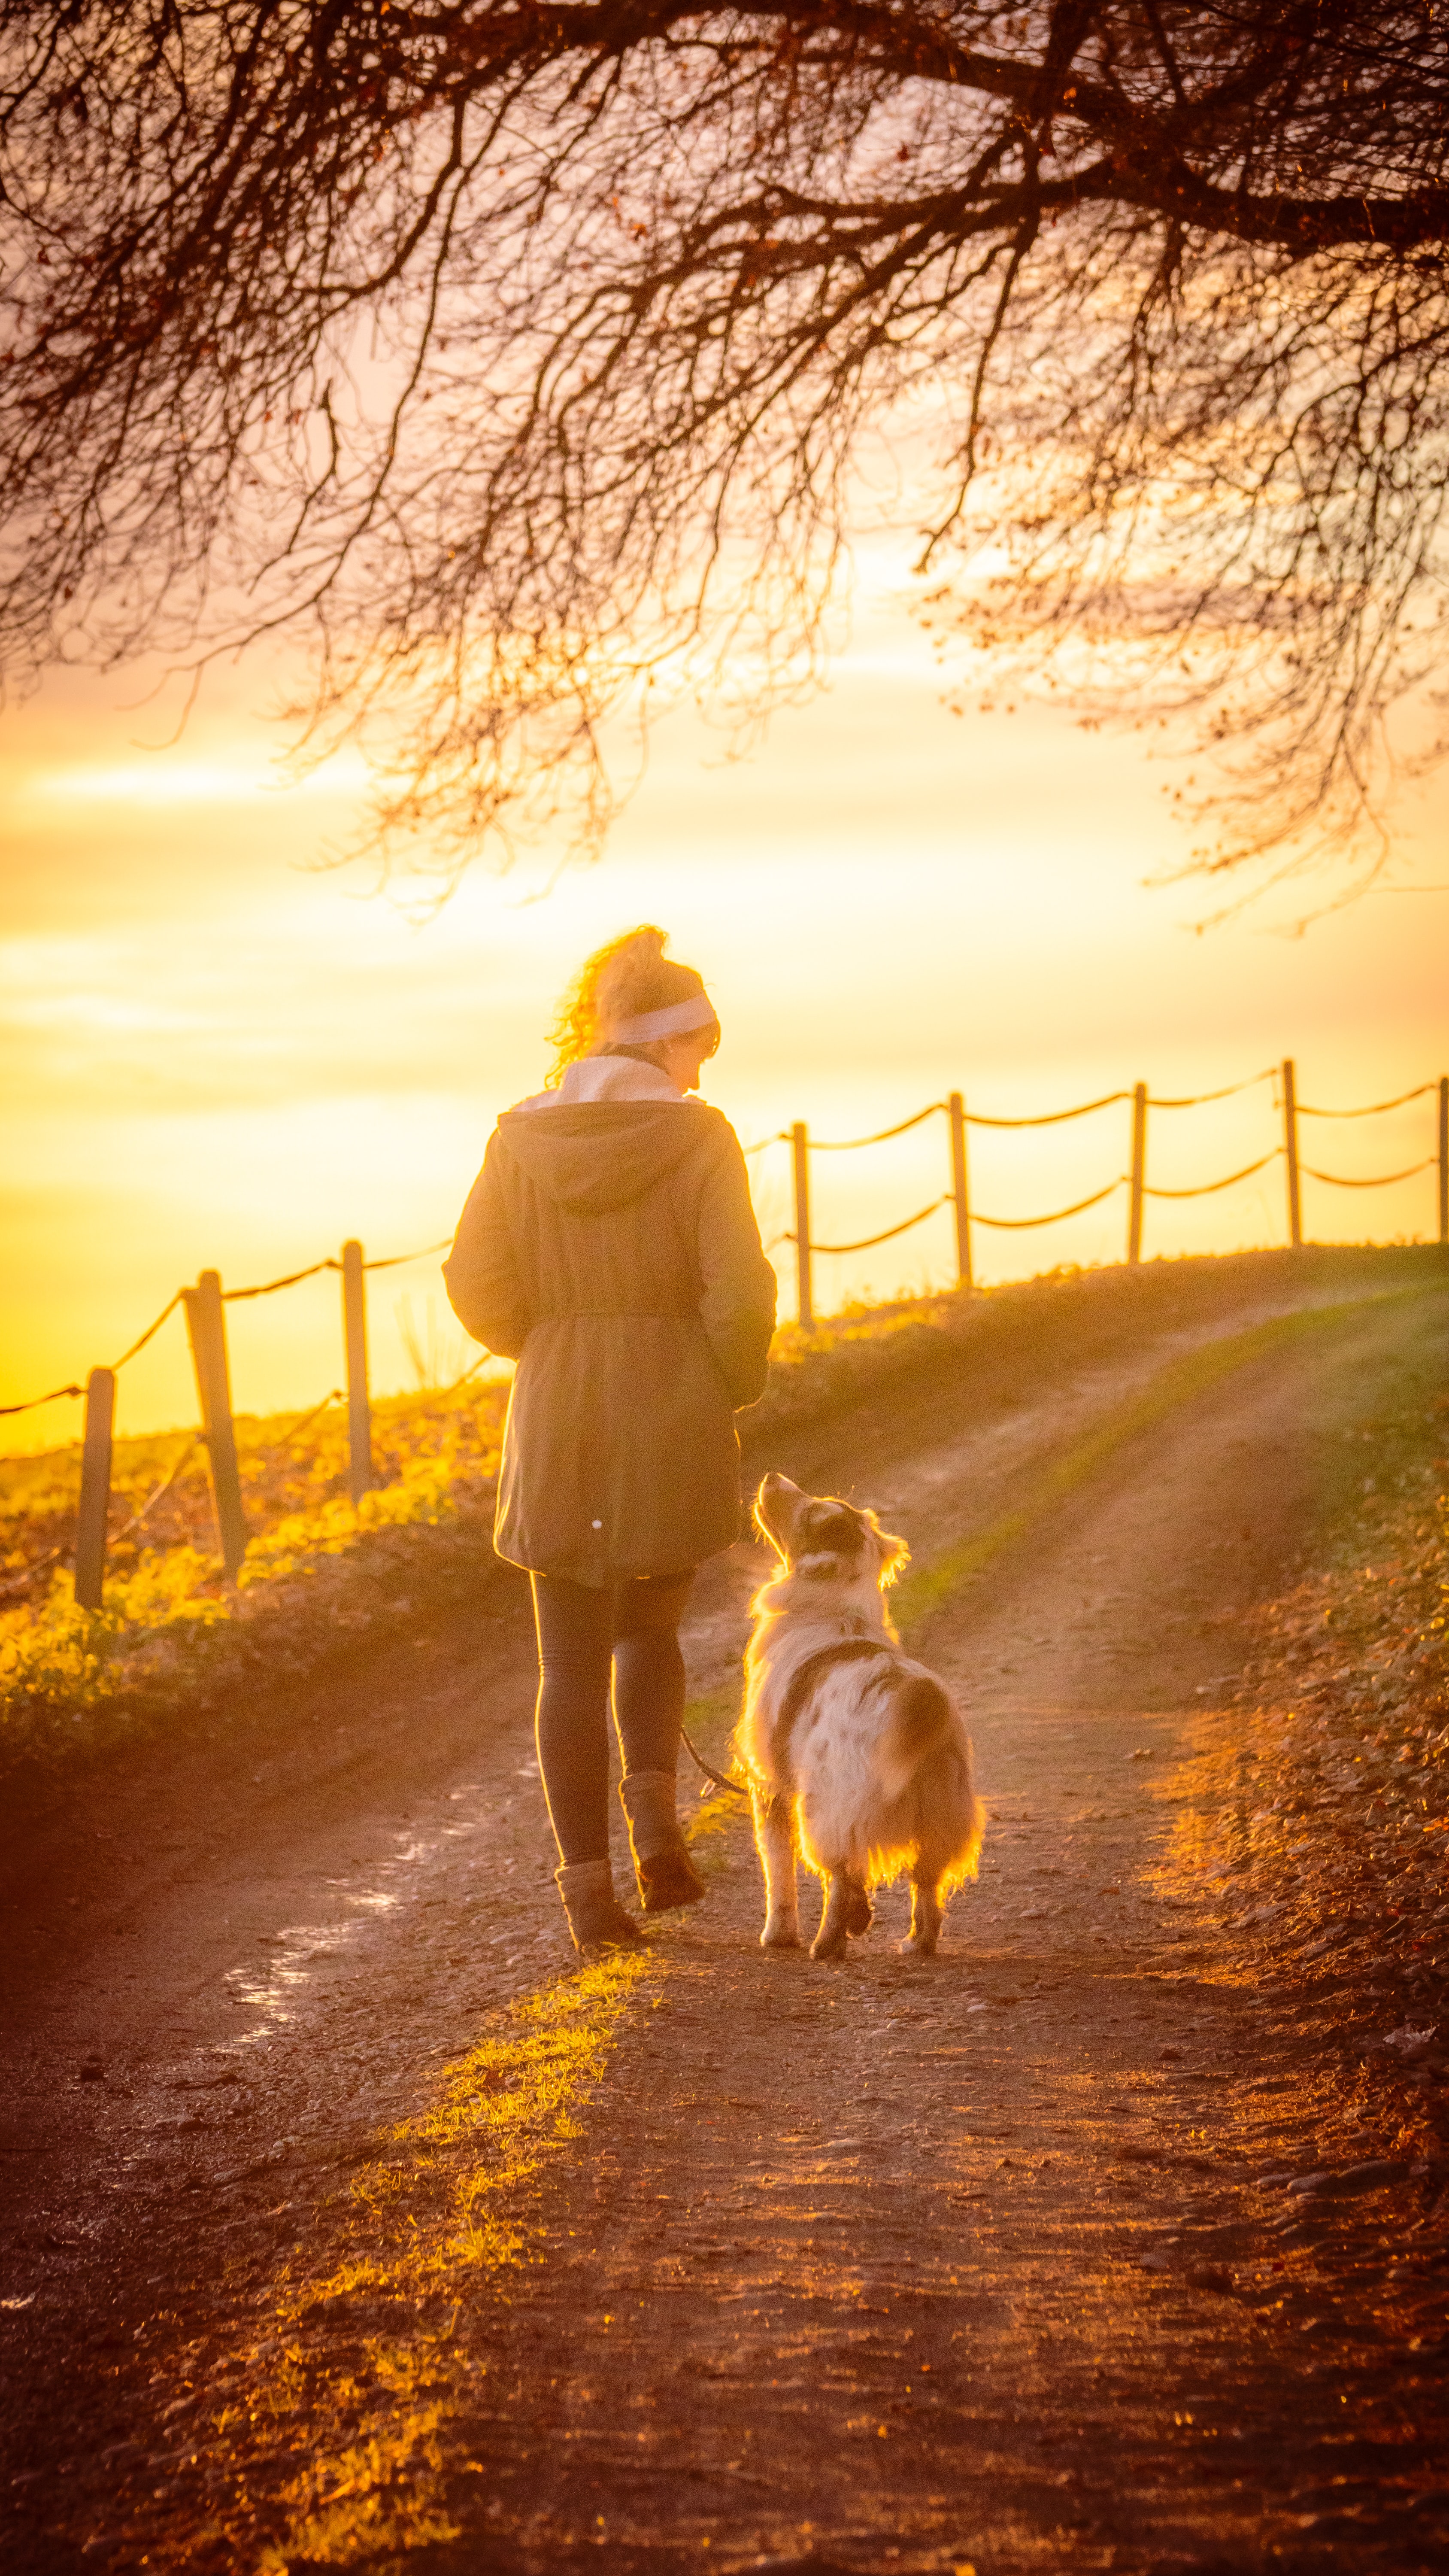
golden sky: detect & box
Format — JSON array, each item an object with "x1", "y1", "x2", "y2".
[{"x1": 4, "y1": 556, "x2": 1446, "y2": 1452}]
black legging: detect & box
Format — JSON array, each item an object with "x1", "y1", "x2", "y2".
[{"x1": 530, "y1": 1571, "x2": 694, "y2": 1866}]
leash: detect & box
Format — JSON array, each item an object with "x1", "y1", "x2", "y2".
[{"x1": 680, "y1": 1725, "x2": 748, "y2": 1800}]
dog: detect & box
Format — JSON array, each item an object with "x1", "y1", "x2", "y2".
[{"x1": 737, "y1": 1472, "x2": 983, "y2": 1961}]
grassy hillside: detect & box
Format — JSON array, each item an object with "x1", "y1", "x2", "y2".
[{"x1": 1171, "y1": 1367, "x2": 1449, "y2": 2177}]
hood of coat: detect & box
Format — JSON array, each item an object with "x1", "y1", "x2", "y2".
[
  {"x1": 513, "y1": 1057, "x2": 685, "y2": 1113},
  {"x1": 497, "y1": 1082, "x2": 725, "y2": 1215}
]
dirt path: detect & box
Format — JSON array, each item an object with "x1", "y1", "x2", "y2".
[{"x1": 3, "y1": 1280, "x2": 1446, "y2": 2572}]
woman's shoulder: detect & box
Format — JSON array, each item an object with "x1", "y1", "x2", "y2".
[{"x1": 679, "y1": 1100, "x2": 747, "y2": 1160}]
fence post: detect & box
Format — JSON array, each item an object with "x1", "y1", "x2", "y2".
[
  {"x1": 1282, "y1": 1057, "x2": 1302, "y2": 1249},
  {"x1": 73, "y1": 1366, "x2": 115, "y2": 1612},
  {"x1": 184, "y1": 1270, "x2": 248, "y2": 1578},
  {"x1": 948, "y1": 1092, "x2": 973, "y2": 1291},
  {"x1": 1127, "y1": 1082, "x2": 1147, "y2": 1264},
  {"x1": 791, "y1": 1122, "x2": 813, "y2": 1329},
  {"x1": 1439, "y1": 1077, "x2": 1448, "y2": 1247},
  {"x1": 341, "y1": 1239, "x2": 373, "y2": 1505}
]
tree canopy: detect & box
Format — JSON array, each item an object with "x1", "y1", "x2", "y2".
[{"x1": 2, "y1": 3, "x2": 1446, "y2": 896}]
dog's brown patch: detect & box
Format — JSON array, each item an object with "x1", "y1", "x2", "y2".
[
  {"x1": 887, "y1": 1671, "x2": 955, "y2": 1765},
  {"x1": 770, "y1": 1640, "x2": 892, "y2": 1776}
]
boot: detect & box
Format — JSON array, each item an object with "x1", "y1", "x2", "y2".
[
  {"x1": 555, "y1": 1858, "x2": 645, "y2": 1955},
  {"x1": 619, "y1": 1769, "x2": 706, "y2": 1914}
]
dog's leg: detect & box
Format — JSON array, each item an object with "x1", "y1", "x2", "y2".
[
  {"x1": 753, "y1": 1789, "x2": 801, "y2": 1949},
  {"x1": 811, "y1": 1867, "x2": 859, "y2": 1962},
  {"x1": 845, "y1": 1876, "x2": 873, "y2": 1938},
  {"x1": 901, "y1": 1874, "x2": 944, "y2": 1957}
]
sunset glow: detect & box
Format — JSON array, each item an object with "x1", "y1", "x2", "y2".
[{"x1": 5, "y1": 568, "x2": 1446, "y2": 1454}]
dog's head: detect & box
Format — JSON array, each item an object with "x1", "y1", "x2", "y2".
[{"x1": 754, "y1": 1472, "x2": 909, "y2": 1589}]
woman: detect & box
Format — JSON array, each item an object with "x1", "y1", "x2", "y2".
[{"x1": 444, "y1": 927, "x2": 778, "y2": 1952}]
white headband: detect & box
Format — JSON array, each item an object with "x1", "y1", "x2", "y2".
[{"x1": 609, "y1": 994, "x2": 718, "y2": 1045}]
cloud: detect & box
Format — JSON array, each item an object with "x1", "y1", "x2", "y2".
[{"x1": 29, "y1": 751, "x2": 370, "y2": 807}]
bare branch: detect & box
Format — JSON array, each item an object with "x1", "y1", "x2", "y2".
[{"x1": 0, "y1": 2, "x2": 1446, "y2": 896}]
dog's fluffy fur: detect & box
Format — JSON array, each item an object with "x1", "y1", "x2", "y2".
[{"x1": 737, "y1": 1473, "x2": 983, "y2": 1961}]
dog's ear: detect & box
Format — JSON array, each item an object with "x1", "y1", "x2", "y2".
[
  {"x1": 861, "y1": 1508, "x2": 910, "y2": 1585},
  {"x1": 753, "y1": 1473, "x2": 799, "y2": 1556}
]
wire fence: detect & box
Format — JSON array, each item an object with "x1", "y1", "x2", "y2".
[{"x1": 3, "y1": 1062, "x2": 1446, "y2": 1610}]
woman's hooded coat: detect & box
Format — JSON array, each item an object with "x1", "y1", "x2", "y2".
[{"x1": 444, "y1": 1058, "x2": 777, "y2": 1584}]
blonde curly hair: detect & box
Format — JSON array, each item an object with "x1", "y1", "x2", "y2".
[{"x1": 546, "y1": 925, "x2": 718, "y2": 1083}]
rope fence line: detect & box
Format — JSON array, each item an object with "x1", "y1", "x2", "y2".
[
  {"x1": 973, "y1": 1178, "x2": 1126, "y2": 1230},
  {"x1": 3, "y1": 1229, "x2": 475, "y2": 1609},
  {"x1": 959, "y1": 1089, "x2": 1129, "y2": 1130},
  {"x1": 0, "y1": 1427, "x2": 205, "y2": 1603},
  {"x1": 0, "y1": 1380, "x2": 88, "y2": 1421},
  {"x1": 5, "y1": 1236, "x2": 456, "y2": 1419},
  {"x1": 1147, "y1": 1069, "x2": 1276, "y2": 1109},
  {"x1": 261, "y1": 1388, "x2": 346, "y2": 1456},
  {"x1": 363, "y1": 1237, "x2": 453, "y2": 1274},
  {"x1": 1301, "y1": 1156, "x2": 1438, "y2": 1189},
  {"x1": 752, "y1": 1072, "x2": 1272, "y2": 1154},
  {"x1": 223, "y1": 1259, "x2": 336, "y2": 1303},
  {"x1": 1143, "y1": 1151, "x2": 1280, "y2": 1201},
  {"x1": 110, "y1": 1434, "x2": 203, "y2": 1545},
  {"x1": 221, "y1": 1238, "x2": 452, "y2": 1301},
  {"x1": 3, "y1": 1389, "x2": 348, "y2": 1606},
  {"x1": 780, "y1": 1073, "x2": 1285, "y2": 1153},
  {"x1": 809, "y1": 1105, "x2": 948, "y2": 1151},
  {"x1": 0, "y1": 1287, "x2": 187, "y2": 1417},
  {"x1": 109, "y1": 1291, "x2": 185, "y2": 1375},
  {"x1": 1300, "y1": 1083, "x2": 1438, "y2": 1119},
  {"x1": 785, "y1": 1195, "x2": 952, "y2": 1256},
  {"x1": 763, "y1": 1064, "x2": 1448, "y2": 1328},
  {"x1": 4, "y1": 1062, "x2": 1446, "y2": 1611}
]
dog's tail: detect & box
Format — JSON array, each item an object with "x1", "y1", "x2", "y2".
[{"x1": 873, "y1": 1668, "x2": 959, "y2": 1803}]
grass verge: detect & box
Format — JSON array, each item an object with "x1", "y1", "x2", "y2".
[
  {"x1": 1166, "y1": 1357, "x2": 1449, "y2": 2173},
  {"x1": 96, "y1": 1952, "x2": 659, "y2": 2573}
]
